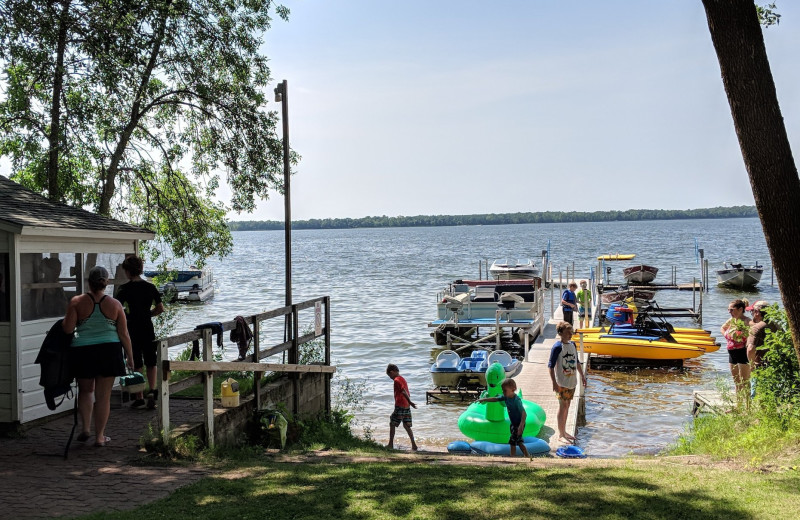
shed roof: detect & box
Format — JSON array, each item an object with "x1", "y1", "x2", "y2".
[{"x1": 0, "y1": 175, "x2": 154, "y2": 238}]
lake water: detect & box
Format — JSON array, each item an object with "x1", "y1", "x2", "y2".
[{"x1": 165, "y1": 217, "x2": 778, "y2": 456}]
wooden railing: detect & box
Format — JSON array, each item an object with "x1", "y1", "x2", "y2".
[{"x1": 156, "y1": 296, "x2": 334, "y2": 447}]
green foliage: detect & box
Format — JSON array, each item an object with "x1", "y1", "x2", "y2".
[
  {"x1": 139, "y1": 422, "x2": 202, "y2": 460},
  {"x1": 293, "y1": 410, "x2": 382, "y2": 452},
  {"x1": 757, "y1": 2, "x2": 781, "y2": 27},
  {"x1": 754, "y1": 305, "x2": 800, "y2": 422},
  {"x1": 0, "y1": 0, "x2": 296, "y2": 266},
  {"x1": 228, "y1": 205, "x2": 760, "y2": 231}
]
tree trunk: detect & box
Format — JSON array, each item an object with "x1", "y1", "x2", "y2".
[
  {"x1": 46, "y1": 0, "x2": 71, "y2": 202},
  {"x1": 702, "y1": 0, "x2": 800, "y2": 365}
]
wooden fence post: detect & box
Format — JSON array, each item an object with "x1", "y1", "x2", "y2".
[
  {"x1": 291, "y1": 304, "x2": 299, "y2": 415},
  {"x1": 324, "y1": 296, "x2": 331, "y2": 415},
  {"x1": 202, "y1": 328, "x2": 215, "y2": 448},
  {"x1": 252, "y1": 316, "x2": 261, "y2": 411},
  {"x1": 158, "y1": 339, "x2": 170, "y2": 440}
]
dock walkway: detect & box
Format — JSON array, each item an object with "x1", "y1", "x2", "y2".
[{"x1": 515, "y1": 322, "x2": 587, "y2": 452}]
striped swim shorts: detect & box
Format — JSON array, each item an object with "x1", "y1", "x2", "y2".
[{"x1": 390, "y1": 406, "x2": 413, "y2": 427}]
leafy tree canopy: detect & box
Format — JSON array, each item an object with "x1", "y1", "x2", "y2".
[{"x1": 0, "y1": 0, "x2": 296, "y2": 265}]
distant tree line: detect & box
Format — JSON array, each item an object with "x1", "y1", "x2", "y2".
[{"x1": 228, "y1": 205, "x2": 758, "y2": 231}]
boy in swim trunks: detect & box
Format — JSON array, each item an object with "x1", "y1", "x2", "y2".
[
  {"x1": 548, "y1": 321, "x2": 587, "y2": 444},
  {"x1": 478, "y1": 378, "x2": 531, "y2": 459},
  {"x1": 386, "y1": 364, "x2": 418, "y2": 451}
]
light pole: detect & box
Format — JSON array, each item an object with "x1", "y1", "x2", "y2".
[{"x1": 274, "y1": 80, "x2": 293, "y2": 360}]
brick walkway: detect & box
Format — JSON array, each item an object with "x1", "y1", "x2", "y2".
[{"x1": 0, "y1": 400, "x2": 209, "y2": 519}]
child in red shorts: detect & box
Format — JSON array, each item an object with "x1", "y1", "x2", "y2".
[{"x1": 386, "y1": 364, "x2": 418, "y2": 451}]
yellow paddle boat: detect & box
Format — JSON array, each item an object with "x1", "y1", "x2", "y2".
[
  {"x1": 577, "y1": 335, "x2": 707, "y2": 360},
  {"x1": 597, "y1": 253, "x2": 636, "y2": 261}
]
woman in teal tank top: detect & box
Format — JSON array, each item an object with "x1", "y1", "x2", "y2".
[{"x1": 62, "y1": 266, "x2": 134, "y2": 447}]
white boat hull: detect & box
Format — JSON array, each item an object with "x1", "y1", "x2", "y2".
[{"x1": 716, "y1": 268, "x2": 763, "y2": 289}]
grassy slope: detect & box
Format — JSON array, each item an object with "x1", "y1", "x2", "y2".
[{"x1": 76, "y1": 455, "x2": 800, "y2": 520}]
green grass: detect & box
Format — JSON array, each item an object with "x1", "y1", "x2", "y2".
[{"x1": 74, "y1": 456, "x2": 800, "y2": 520}]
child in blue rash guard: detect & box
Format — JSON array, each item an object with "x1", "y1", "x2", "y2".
[{"x1": 478, "y1": 378, "x2": 531, "y2": 459}]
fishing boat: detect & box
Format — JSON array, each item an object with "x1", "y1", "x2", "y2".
[
  {"x1": 488, "y1": 259, "x2": 539, "y2": 280},
  {"x1": 600, "y1": 288, "x2": 655, "y2": 304},
  {"x1": 622, "y1": 264, "x2": 659, "y2": 284},
  {"x1": 144, "y1": 267, "x2": 215, "y2": 302},
  {"x1": 716, "y1": 262, "x2": 764, "y2": 289},
  {"x1": 430, "y1": 350, "x2": 522, "y2": 388}
]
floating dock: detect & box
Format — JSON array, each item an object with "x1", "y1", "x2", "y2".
[{"x1": 515, "y1": 322, "x2": 587, "y2": 452}]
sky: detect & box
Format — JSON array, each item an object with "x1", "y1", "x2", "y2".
[{"x1": 3, "y1": 1, "x2": 799, "y2": 221}]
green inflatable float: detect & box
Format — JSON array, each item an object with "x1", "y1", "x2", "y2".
[{"x1": 458, "y1": 361, "x2": 546, "y2": 443}]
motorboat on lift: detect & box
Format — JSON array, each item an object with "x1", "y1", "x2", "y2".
[
  {"x1": 716, "y1": 262, "x2": 763, "y2": 289},
  {"x1": 600, "y1": 287, "x2": 655, "y2": 304},
  {"x1": 489, "y1": 259, "x2": 539, "y2": 280},
  {"x1": 430, "y1": 349, "x2": 523, "y2": 388},
  {"x1": 622, "y1": 264, "x2": 659, "y2": 284},
  {"x1": 144, "y1": 267, "x2": 215, "y2": 302}
]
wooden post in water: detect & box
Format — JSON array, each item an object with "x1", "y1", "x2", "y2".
[
  {"x1": 478, "y1": 261, "x2": 482, "y2": 280},
  {"x1": 202, "y1": 328, "x2": 215, "y2": 448},
  {"x1": 158, "y1": 339, "x2": 170, "y2": 440}
]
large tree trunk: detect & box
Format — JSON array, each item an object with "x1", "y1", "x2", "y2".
[
  {"x1": 702, "y1": 0, "x2": 800, "y2": 365},
  {"x1": 46, "y1": 0, "x2": 71, "y2": 202}
]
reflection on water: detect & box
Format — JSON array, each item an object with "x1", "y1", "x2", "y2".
[{"x1": 164, "y1": 218, "x2": 778, "y2": 456}]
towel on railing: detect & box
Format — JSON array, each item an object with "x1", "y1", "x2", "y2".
[
  {"x1": 231, "y1": 315, "x2": 254, "y2": 361},
  {"x1": 191, "y1": 322, "x2": 224, "y2": 360}
]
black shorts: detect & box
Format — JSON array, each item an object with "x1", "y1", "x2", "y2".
[
  {"x1": 131, "y1": 337, "x2": 157, "y2": 368},
  {"x1": 509, "y1": 423, "x2": 524, "y2": 446},
  {"x1": 728, "y1": 347, "x2": 749, "y2": 365},
  {"x1": 70, "y1": 342, "x2": 126, "y2": 379},
  {"x1": 563, "y1": 310, "x2": 574, "y2": 324},
  {"x1": 390, "y1": 406, "x2": 413, "y2": 427}
]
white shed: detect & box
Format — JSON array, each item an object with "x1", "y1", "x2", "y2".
[{"x1": 0, "y1": 176, "x2": 154, "y2": 426}]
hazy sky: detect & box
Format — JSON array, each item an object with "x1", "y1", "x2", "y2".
[{"x1": 3, "y1": 1, "x2": 798, "y2": 221}]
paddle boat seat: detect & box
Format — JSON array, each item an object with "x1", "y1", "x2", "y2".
[
  {"x1": 487, "y1": 350, "x2": 513, "y2": 367},
  {"x1": 435, "y1": 350, "x2": 460, "y2": 369}
]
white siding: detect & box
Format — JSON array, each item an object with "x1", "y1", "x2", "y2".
[
  {"x1": 18, "y1": 319, "x2": 77, "y2": 422},
  {"x1": 18, "y1": 236, "x2": 136, "y2": 254}
]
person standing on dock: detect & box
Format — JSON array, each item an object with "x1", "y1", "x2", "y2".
[
  {"x1": 576, "y1": 280, "x2": 592, "y2": 328},
  {"x1": 386, "y1": 364, "x2": 418, "y2": 451},
  {"x1": 721, "y1": 299, "x2": 752, "y2": 401},
  {"x1": 561, "y1": 282, "x2": 578, "y2": 327},
  {"x1": 548, "y1": 321, "x2": 587, "y2": 444}
]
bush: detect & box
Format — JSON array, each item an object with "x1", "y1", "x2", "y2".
[{"x1": 753, "y1": 305, "x2": 800, "y2": 423}]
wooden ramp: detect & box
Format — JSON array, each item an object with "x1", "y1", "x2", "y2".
[{"x1": 515, "y1": 322, "x2": 587, "y2": 452}]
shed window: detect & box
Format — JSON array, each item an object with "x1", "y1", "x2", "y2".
[
  {"x1": 0, "y1": 253, "x2": 9, "y2": 322},
  {"x1": 20, "y1": 253, "x2": 80, "y2": 321},
  {"x1": 84, "y1": 253, "x2": 127, "y2": 295}
]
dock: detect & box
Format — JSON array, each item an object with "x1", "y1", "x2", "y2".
[
  {"x1": 692, "y1": 390, "x2": 730, "y2": 416},
  {"x1": 515, "y1": 321, "x2": 587, "y2": 451}
]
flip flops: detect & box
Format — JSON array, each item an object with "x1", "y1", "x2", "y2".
[{"x1": 94, "y1": 436, "x2": 111, "y2": 447}]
